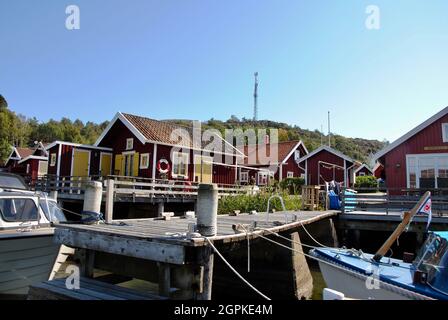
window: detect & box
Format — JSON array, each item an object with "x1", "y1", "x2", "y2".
[
  {"x1": 0, "y1": 198, "x2": 38, "y2": 222},
  {"x1": 172, "y1": 152, "x2": 189, "y2": 177},
  {"x1": 359, "y1": 172, "x2": 366, "y2": 176},
  {"x1": 240, "y1": 171, "x2": 249, "y2": 183},
  {"x1": 123, "y1": 153, "x2": 134, "y2": 176},
  {"x1": 407, "y1": 154, "x2": 448, "y2": 189},
  {"x1": 38, "y1": 161, "x2": 48, "y2": 176},
  {"x1": 39, "y1": 199, "x2": 66, "y2": 223},
  {"x1": 126, "y1": 138, "x2": 134, "y2": 150},
  {"x1": 258, "y1": 171, "x2": 269, "y2": 185},
  {"x1": 287, "y1": 171, "x2": 294, "y2": 178},
  {"x1": 294, "y1": 150, "x2": 301, "y2": 162},
  {"x1": 140, "y1": 153, "x2": 150, "y2": 169},
  {"x1": 26, "y1": 164, "x2": 30, "y2": 174},
  {"x1": 50, "y1": 153, "x2": 57, "y2": 167},
  {"x1": 442, "y1": 123, "x2": 448, "y2": 142}
]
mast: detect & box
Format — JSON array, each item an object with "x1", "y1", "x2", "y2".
[{"x1": 253, "y1": 72, "x2": 258, "y2": 121}]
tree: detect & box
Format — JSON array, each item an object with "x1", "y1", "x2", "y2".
[{"x1": 0, "y1": 95, "x2": 8, "y2": 110}]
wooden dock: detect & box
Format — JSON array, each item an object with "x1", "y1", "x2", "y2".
[{"x1": 47, "y1": 210, "x2": 337, "y2": 300}]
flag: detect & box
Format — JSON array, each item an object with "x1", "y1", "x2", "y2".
[{"x1": 417, "y1": 196, "x2": 432, "y2": 230}]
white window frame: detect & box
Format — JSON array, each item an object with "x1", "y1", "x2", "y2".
[
  {"x1": 126, "y1": 138, "x2": 134, "y2": 150},
  {"x1": 140, "y1": 153, "x2": 150, "y2": 169},
  {"x1": 257, "y1": 171, "x2": 269, "y2": 186},
  {"x1": 38, "y1": 160, "x2": 48, "y2": 176},
  {"x1": 172, "y1": 151, "x2": 189, "y2": 178},
  {"x1": 442, "y1": 123, "x2": 448, "y2": 143},
  {"x1": 50, "y1": 153, "x2": 57, "y2": 167},
  {"x1": 406, "y1": 153, "x2": 448, "y2": 189},
  {"x1": 240, "y1": 171, "x2": 249, "y2": 183},
  {"x1": 287, "y1": 171, "x2": 294, "y2": 178},
  {"x1": 359, "y1": 172, "x2": 366, "y2": 176},
  {"x1": 26, "y1": 164, "x2": 30, "y2": 174}
]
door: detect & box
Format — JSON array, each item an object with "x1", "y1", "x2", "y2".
[
  {"x1": 100, "y1": 153, "x2": 112, "y2": 177},
  {"x1": 194, "y1": 155, "x2": 213, "y2": 183},
  {"x1": 123, "y1": 152, "x2": 139, "y2": 177},
  {"x1": 72, "y1": 149, "x2": 90, "y2": 177}
]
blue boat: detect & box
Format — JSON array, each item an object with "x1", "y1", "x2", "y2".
[{"x1": 311, "y1": 231, "x2": 448, "y2": 300}]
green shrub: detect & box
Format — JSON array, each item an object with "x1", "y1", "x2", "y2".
[
  {"x1": 218, "y1": 190, "x2": 302, "y2": 215},
  {"x1": 279, "y1": 177, "x2": 305, "y2": 195},
  {"x1": 354, "y1": 175, "x2": 378, "y2": 191}
]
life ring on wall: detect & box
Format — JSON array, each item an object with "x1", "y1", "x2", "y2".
[{"x1": 157, "y1": 159, "x2": 170, "y2": 174}]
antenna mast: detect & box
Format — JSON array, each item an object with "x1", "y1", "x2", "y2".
[
  {"x1": 253, "y1": 72, "x2": 258, "y2": 121},
  {"x1": 328, "y1": 111, "x2": 331, "y2": 147}
]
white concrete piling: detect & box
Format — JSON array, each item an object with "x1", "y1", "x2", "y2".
[
  {"x1": 196, "y1": 183, "x2": 218, "y2": 236},
  {"x1": 83, "y1": 181, "x2": 103, "y2": 214}
]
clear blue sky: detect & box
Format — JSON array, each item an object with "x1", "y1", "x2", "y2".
[{"x1": 1, "y1": 0, "x2": 448, "y2": 142}]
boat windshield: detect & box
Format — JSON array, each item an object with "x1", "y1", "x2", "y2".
[
  {"x1": 39, "y1": 199, "x2": 67, "y2": 223},
  {"x1": 414, "y1": 233, "x2": 448, "y2": 296},
  {"x1": 0, "y1": 198, "x2": 38, "y2": 222}
]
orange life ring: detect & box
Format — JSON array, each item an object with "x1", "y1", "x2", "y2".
[{"x1": 157, "y1": 159, "x2": 170, "y2": 174}]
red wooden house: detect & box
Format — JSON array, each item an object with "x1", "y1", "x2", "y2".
[
  {"x1": 373, "y1": 106, "x2": 448, "y2": 190},
  {"x1": 4, "y1": 147, "x2": 35, "y2": 171},
  {"x1": 4, "y1": 144, "x2": 49, "y2": 182},
  {"x1": 92, "y1": 112, "x2": 245, "y2": 185},
  {"x1": 297, "y1": 145, "x2": 358, "y2": 187},
  {"x1": 45, "y1": 141, "x2": 114, "y2": 178},
  {"x1": 239, "y1": 140, "x2": 308, "y2": 185},
  {"x1": 354, "y1": 164, "x2": 373, "y2": 177},
  {"x1": 373, "y1": 162, "x2": 385, "y2": 179}
]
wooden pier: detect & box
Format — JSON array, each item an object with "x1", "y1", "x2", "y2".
[{"x1": 37, "y1": 209, "x2": 337, "y2": 300}]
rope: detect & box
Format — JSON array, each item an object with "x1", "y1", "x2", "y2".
[{"x1": 204, "y1": 237, "x2": 271, "y2": 300}]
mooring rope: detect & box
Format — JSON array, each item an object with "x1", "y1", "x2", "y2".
[{"x1": 204, "y1": 237, "x2": 271, "y2": 300}]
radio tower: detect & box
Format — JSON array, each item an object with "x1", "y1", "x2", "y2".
[{"x1": 253, "y1": 72, "x2": 259, "y2": 121}]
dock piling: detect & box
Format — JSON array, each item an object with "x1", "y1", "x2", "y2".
[
  {"x1": 196, "y1": 183, "x2": 218, "y2": 237},
  {"x1": 83, "y1": 181, "x2": 102, "y2": 214},
  {"x1": 105, "y1": 179, "x2": 114, "y2": 223}
]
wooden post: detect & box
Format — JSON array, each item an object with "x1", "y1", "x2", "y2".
[
  {"x1": 158, "y1": 202, "x2": 165, "y2": 217},
  {"x1": 105, "y1": 179, "x2": 114, "y2": 223},
  {"x1": 158, "y1": 263, "x2": 171, "y2": 297},
  {"x1": 196, "y1": 246, "x2": 214, "y2": 300},
  {"x1": 80, "y1": 249, "x2": 95, "y2": 278}
]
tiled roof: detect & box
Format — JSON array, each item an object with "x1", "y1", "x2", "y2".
[
  {"x1": 121, "y1": 113, "x2": 242, "y2": 156},
  {"x1": 15, "y1": 147, "x2": 35, "y2": 159},
  {"x1": 241, "y1": 140, "x2": 303, "y2": 165}
]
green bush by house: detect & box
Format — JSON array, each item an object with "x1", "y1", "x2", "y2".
[
  {"x1": 218, "y1": 191, "x2": 302, "y2": 215},
  {"x1": 354, "y1": 175, "x2": 378, "y2": 191},
  {"x1": 279, "y1": 177, "x2": 305, "y2": 195}
]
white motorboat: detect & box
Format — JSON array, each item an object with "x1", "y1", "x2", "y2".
[{"x1": 0, "y1": 173, "x2": 72, "y2": 297}]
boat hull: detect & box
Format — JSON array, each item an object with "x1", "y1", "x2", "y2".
[
  {"x1": 317, "y1": 260, "x2": 413, "y2": 300},
  {"x1": 0, "y1": 233, "x2": 64, "y2": 296}
]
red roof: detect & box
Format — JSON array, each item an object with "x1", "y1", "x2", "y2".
[{"x1": 15, "y1": 147, "x2": 34, "y2": 159}]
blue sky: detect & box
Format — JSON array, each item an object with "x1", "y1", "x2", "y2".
[{"x1": 1, "y1": 0, "x2": 448, "y2": 142}]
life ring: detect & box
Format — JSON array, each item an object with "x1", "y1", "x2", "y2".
[{"x1": 157, "y1": 159, "x2": 170, "y2": 174}]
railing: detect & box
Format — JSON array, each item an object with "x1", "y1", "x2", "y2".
[
  {"x1": 32, "y1": 174, "x2": 250, "y2": 198},
  {"x1": 340, "y1": 187, "x2": 448, "y2": 215}
]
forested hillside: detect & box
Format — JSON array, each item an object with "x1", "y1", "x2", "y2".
[
  {"x1": 170, "y1": 116, "x2": 388, "y2": 164},
  {"x1": 0, "y1": 95, "x2": 109, "y2": 161},
  {"x1": 0, "y1": 95, "x2": 387, "y2": 165}
]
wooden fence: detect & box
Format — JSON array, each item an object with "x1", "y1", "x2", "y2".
[
  {"x1": 341, "y1": 188, "x2": 448, "y2": 215},
  {"x1": 31, "y1": 174, "x2": 250, "y2": 199}
]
